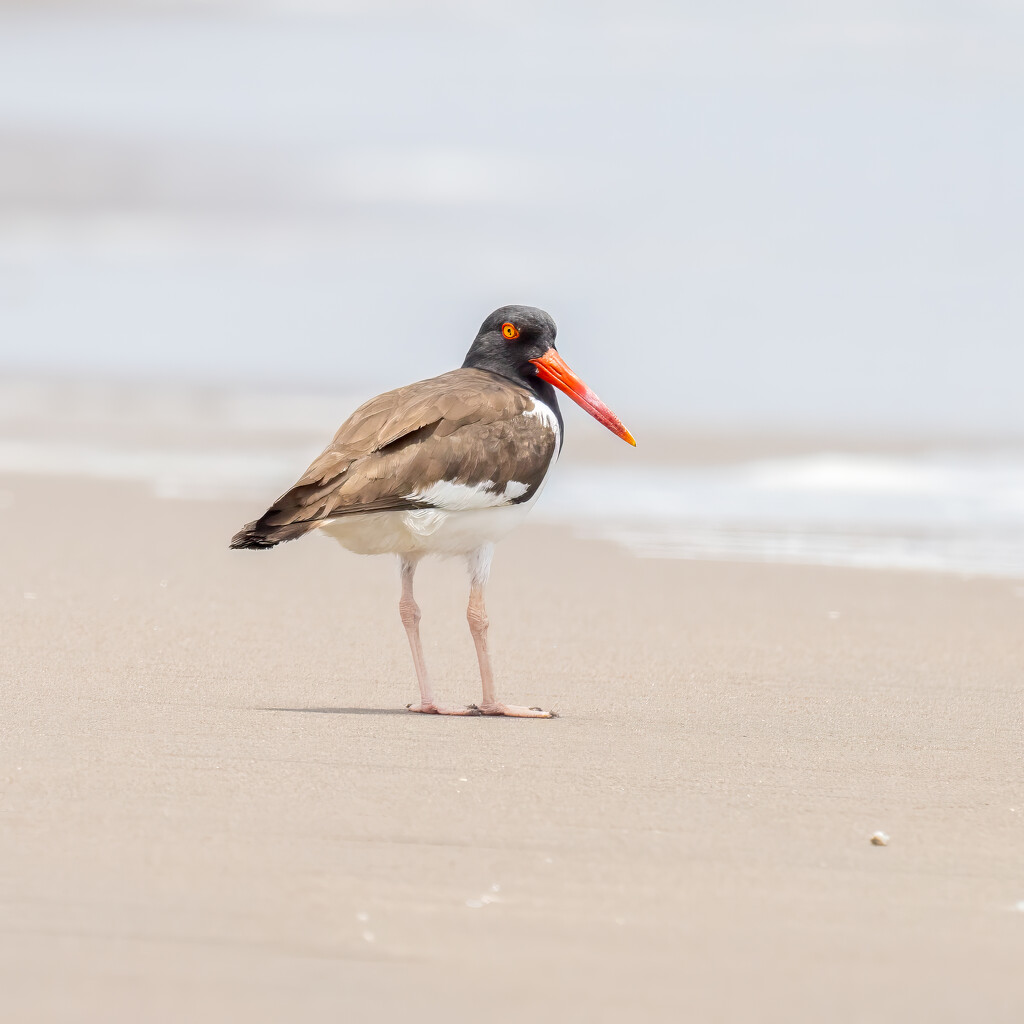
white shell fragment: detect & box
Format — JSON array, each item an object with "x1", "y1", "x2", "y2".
[{"x1": 870, "y1": 831, "x2": 890, "y2": 846}]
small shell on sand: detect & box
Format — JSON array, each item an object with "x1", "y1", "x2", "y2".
[{"x1": 870, "y1": 831, "x2": 890, "y2": 846}]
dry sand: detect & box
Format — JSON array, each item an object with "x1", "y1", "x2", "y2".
[{"x1": 2, "y1": 474, "x2": 1023, "y2": 1023}]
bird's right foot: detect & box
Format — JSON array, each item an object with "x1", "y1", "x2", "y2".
[
  {"x1": 470, "y1": 702, "x2": 557, "y2": 718},
  {"x1": 406, "y1": 702, "x2": 480, "y2": 716}
]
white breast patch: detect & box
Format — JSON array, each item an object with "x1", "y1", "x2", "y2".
[{"x1": 523, "y1": 397, "x2": 562, "y2": 455}]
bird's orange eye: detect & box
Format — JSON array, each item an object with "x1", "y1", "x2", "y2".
[{"x1": 501, "y1": 322, "x2": 519, "y2": 340}]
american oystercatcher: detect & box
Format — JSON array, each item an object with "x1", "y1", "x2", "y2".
[{"x1": 231, "y1": 305, "x2": 635, "y2": 717}]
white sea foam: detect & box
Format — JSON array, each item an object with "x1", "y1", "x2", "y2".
[{"x1": 537, "y1": 453, "x2": 1024, "y2": 578}]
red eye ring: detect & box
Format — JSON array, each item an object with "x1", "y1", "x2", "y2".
[{"x1": 501, "y1": 322, "x2": 519, "y2": 340}]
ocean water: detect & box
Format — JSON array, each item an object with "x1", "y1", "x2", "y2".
[
  {"x1": 542, "y1": 455, "x2": 1024, "y2": 578},
  {"x1": 1, "y1": 376, "x2": 1022, "y2": 580}
]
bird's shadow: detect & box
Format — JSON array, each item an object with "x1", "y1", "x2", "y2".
[{"x1": 259, "y1": 706, "x2": 409, "y2": 717}]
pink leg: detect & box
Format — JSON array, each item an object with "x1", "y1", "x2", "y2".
[
  {"x1": 466, "y1": 548, "x2": 555, "y2": 719},
  {"x1": 399, "y1": 557, "x2": 476, "y2": 716}
]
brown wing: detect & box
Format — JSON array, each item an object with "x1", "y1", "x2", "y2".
[{"x1": 229, "y1": 368, "x2": 557, "y2": 549}]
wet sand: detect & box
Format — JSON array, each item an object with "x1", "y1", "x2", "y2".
[{"x1": 2, "y1": 474, "x2": 1023, "y2": 1022}]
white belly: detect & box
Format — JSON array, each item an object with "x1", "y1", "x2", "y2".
[{"x1": 318, "y1": 498, "x2": 535, "y2": 557}]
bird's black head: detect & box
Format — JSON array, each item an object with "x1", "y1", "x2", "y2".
[
  {"x1": 462, "y1": 304, "x2": 559, "y2": 382},
  {"x1": 461, "y1": 304, "x2": 636, "y2": 447}
]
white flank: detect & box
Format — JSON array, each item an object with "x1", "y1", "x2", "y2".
[{"x1": 405, "y1": 478, "x2": 529, "y2": 511}]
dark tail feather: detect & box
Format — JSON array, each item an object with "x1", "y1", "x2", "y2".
[{"x1": 229, "y1": 517, "x2": 317, "y2": 550}]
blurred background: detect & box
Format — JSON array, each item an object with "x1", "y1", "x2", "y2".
[{"x1": 1, "y1": 0, "x2": 1022, "y2": 574}]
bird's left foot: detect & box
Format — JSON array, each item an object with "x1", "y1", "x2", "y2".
[
  {"x1": 406, "y1": 702, "x2": 480, "y2": 716},
  {"x1": 471, "y1": 702, "x2": 557, "y2": 719}
]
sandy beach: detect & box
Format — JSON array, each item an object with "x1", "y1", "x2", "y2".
[{"x1": 1, "y1": 472, "x2": 1022, "y2": 1022}]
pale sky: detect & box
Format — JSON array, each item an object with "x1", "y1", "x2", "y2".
[{"x1": 0, "y1": 2, "x2": 1021, "y2": 434}]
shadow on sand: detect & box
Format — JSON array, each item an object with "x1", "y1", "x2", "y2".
[{"x1": 259, "y1": 706, "x2": 410, "y2": 716}]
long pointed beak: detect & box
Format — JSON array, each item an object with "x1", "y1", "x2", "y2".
[{"x1": 530, "y1": 349, "x2": 636, "y2": 446}]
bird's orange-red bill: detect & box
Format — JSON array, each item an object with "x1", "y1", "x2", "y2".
[{"x1": 530, "y1": 348, "x2": 636, "y2": 446}]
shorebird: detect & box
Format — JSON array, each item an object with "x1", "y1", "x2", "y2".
[{"x1": 231, "y1": 305, "x2": 635, "y2": 717}]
